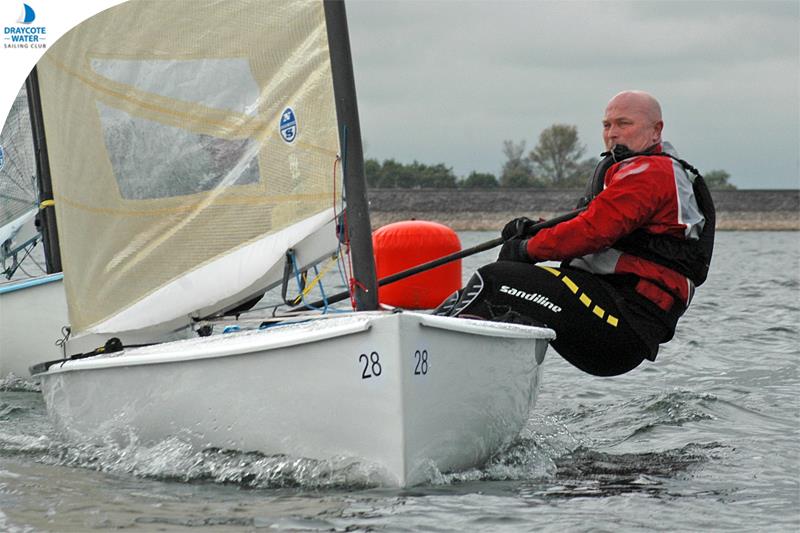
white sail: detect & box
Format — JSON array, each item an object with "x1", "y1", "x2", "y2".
[
  {"x1": 0, "y1": 85, "x2": 38, "y2": 255},
  {"x1": 35, "y1": 0, "x2": 342, "y2": 335}
]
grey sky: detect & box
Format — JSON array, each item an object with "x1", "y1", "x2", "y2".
[{"x1": 346, "y1": 0, "x2": 799, "y2": 189}]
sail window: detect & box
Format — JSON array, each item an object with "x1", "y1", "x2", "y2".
[
  {"x1": 89, "y1": 58, "x2": 264, "y2": 200},
  {"x1": 96, "y1": 102, "x2": 260, "y2": 200},
  {"x1": 90, "y1": 58, "x2": 261, "y2": 116}
]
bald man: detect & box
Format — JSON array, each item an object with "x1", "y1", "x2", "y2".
[
  {"x1": 602, "y1": 90, "x2": 663, "y2": 152},
  {"x1": 435, "y1": 90, "x2": 715, "y2": 376}
]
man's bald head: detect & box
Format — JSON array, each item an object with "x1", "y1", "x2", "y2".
[
  {"x1": 609, "y1": 90, "x2": 662, "y2": 123},
  {"x1": 602, "y1": 90, "x2": 664, "y2": 152}
]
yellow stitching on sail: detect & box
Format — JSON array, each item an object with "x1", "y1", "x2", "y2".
[
  {"x1": 41, "y1": 54, "x2": 337, "y2": 156},
  {"x1": 55, "y1": 192, "x2": 334, "y2": 216}
]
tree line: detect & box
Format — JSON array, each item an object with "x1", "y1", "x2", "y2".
[{"x1": 365, "y1": 123, "x2": 736, "y2": 190}]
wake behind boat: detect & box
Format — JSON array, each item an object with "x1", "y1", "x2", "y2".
[{"x1": 28, "y1": 0, "x2": 554, "y2": 486}]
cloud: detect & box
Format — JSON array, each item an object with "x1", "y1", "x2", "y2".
[{"x1": 347, "y1": 0, "x2": 799, "y2": 188}]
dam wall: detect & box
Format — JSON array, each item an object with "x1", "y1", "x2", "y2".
[{"x1": 368, "y1": 188, "x2": 799, "y2": 231}]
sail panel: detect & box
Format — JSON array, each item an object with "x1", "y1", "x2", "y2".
[
  {"x1": 36, "y1": 0, "x2": 342, "y2": 334},
  {"x1": 0, "y1": 84, "x2": 37, "y2": 242},
  {"x1": 88, "y1": 208, "x2": 336, "y2": 334}
]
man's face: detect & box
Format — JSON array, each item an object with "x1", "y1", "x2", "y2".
[{"x1": 602, "y1": 98, "x2": 662, "y2": 152}]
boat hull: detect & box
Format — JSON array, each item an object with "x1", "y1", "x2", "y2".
[
  {"x1": 36, "y1": 311, "x2": 553, "y2": 486},
  {"x1": 0, "y1": 273, "x2": 67, "y2": 378}
]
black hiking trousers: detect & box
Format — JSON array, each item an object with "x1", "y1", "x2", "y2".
[{"x1": 440, "y1": 261, "x2": 673, "y2": 376}]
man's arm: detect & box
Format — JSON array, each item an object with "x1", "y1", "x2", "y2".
[{"x1": 525, "y1": 160, "x2": 673, "y2": 261}]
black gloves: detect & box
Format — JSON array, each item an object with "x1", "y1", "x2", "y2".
[
  {"x1": 498, "y1": 215, "x2": 549, "y2": 263},
  {"x1": 498, "y1": 238, "x2": 535, "y2": 263},
  {"x1": 501, "y1": 216, "x2": 545, "y2": 241},
  {"x1": 499, "y1": 216, "x2": 545, "y2": 263}
]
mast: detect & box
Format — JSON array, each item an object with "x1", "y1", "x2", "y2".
[
  {"x1": 25, "y1": 66, "x2": 62, "y2": 274},
  {"x1": 323, "y1": 0, "x2": 378, "y2": 311}
]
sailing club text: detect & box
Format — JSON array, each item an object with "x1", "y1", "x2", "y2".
[{"x1": 4, "y1": 26, "x2": 47, "y2": 43}]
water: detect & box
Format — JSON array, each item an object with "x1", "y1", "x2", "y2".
[{"x1": 1, "y1": 231, "x2": 798, "y2": 531}]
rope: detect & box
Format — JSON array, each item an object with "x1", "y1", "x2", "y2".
[
  {"x1": 291, "y1": 255, "x2": 339, "y2": 307},
  {"x1": 331, "y1": 152, "x2": 359, "y2": 310},
  {"x1": 286, "y1": 250, "x2": 347, "y2": 314},
  {"x1": 332, "y1": 155, "x2": 351, "y2": 291},
  {"x1": 2, "y1": 238, "x2": 44, "y2": 280},
  {"x1": 340, "y1": 126, "x2": 359, "y2": 310}
]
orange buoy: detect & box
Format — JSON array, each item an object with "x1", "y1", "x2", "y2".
[{"x1": 372, "y1": 220, "x2": 461, "y2": 309}]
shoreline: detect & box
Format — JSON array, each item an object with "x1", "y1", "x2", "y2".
[{"x1": 368, "y1": 188, "x2": 799, "y2": 231}]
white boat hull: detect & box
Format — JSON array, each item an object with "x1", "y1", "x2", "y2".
[
  {"x1": 0, "y1": 274, "x2": 67, "y2": 378},
  {"x1": 35, "y1": 311, "x2": 554, "y2": 487}
]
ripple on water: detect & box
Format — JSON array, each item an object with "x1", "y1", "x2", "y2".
[
  {"x1": 0, "y1": 403, "x2": 25, "y2": 420},
  {"x1": 521, "y1": 442, "x2": 728, "y2": 501},
  {"x1": 770, "y1": 278, "x2": 799, "y2": 289},
  {"x1": 555, "y1": 389, "x2": 719, "y2": 449}
]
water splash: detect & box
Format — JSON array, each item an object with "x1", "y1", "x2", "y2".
[
  {"x1": 424, "y1": 414, "x2": 584, "y2": 485},
  {"x1": 44, "y1": 434, "x2": 395, "y2": 489},
  {"x1": 0, "y1": 374, "x2": 40, "y2": 393},
  {"x1": 34, "y1": 411, "x2": 585, "y2": 490},
  {"x1": 0, "y1": 431, "x2": 50, "y2": 456},
  {"x1": 3, "y1": 380, "x2": 729, "y2": 496}
]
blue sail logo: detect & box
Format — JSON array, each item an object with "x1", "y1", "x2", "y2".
[
  {"x1": 279, "y1": 107, "x2": 297, "y2": 144},
  {"x1": 4, "y1": 3, "x2": 46, "y2": 48},
  {"x1": 0, "y1": 145, "x2": 5, "y2": 172},
  {"x1": 18, "y1": 3, "x2": 36, "y2": 24}
]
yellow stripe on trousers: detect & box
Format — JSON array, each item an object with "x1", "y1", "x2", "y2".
[{"x1": 537, "y1": 266, "x2": 619, "y2": 327}]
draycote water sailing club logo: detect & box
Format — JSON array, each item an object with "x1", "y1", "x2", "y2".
[{"x1": 4, "y1": 3, "x2": 47, "y2": 49}]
